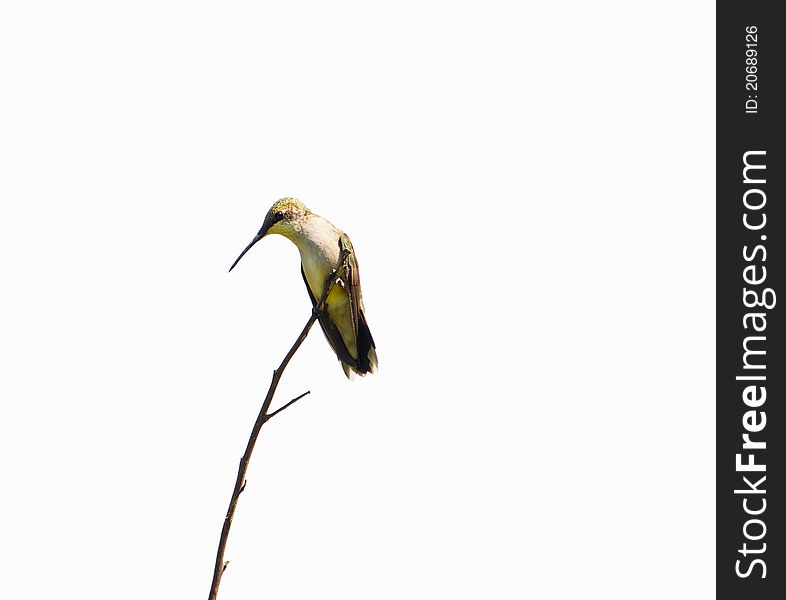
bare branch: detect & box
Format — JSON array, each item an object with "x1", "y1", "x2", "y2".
[{"x1": 208, "y1": 252, "x2": 347, "y2": 600}]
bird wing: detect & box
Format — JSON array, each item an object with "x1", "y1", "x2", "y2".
[
  {"x1": 339, "y1": 234, "x2": 377, "y2": 374},
  {"x1": 339, "y1": 233, "x2": 361, "y2": 346}
]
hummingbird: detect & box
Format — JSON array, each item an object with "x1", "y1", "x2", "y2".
[{"x1": 229, "y1": 198, "x2": 378, "y2": 379}]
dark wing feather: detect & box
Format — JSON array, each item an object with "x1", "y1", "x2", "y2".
[
  {"x1": 339, "y1": 234, "x2": 361, "y2": 346},
  {"x1": 339, "y1": 234, "x2": 376, "y2": 374}
]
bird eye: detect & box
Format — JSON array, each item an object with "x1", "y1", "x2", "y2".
[{"x1": 274, "y1": 211, "x2": 284, "y2": 223}]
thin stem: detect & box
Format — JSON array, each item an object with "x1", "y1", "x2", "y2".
[{"x1": 208, "y1": 252, "x2": 348, "y2": 600}]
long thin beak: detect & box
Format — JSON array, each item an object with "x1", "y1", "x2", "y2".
[{"x1": 228, "y1": 230, "x2": 266, "y2": 273}]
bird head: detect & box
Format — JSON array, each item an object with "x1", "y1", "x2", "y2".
[{"x1": 229, "y1": 198, "x2": 311, "y2": 272}]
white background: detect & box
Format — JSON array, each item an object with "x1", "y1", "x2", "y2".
[{"x1": 0, "y1": 1, "x2": 714, "y2": 598}]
